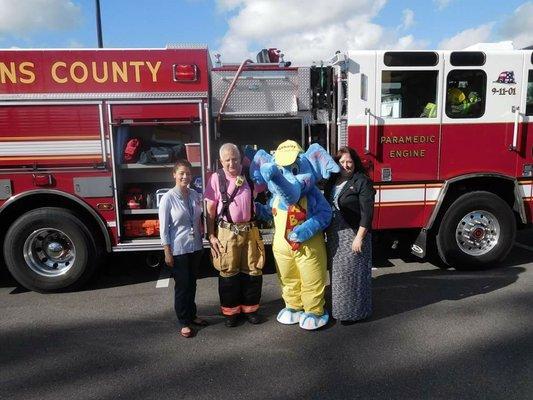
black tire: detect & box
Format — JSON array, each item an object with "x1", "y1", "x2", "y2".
[
  {"x1": 436, "y1": 191, "x2": 516, "y2": 270},
  {"x1": 3, "y1": 207, "x2": 100, "y2": 292}
]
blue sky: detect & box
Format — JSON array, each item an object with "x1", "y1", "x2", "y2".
[{"x1": 0, "y1": 0, "x2": 531, "y2": 64}]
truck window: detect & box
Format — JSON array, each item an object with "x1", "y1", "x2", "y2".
[
  {"x1": 384, "y1": 52, "x2": 438, "y2": 67},
  {"x1": 381, "y1": 70, "x2": 438, "y2": 119},
  {"x1": 527, "y1": 70, "x2": 533, "y2": 116},
  {"x1": 446, "y1": 69, "x2": 486, "y2": 119},
  {"x1": 450, "y1": 51, "x2": 485, "y2": 66}
]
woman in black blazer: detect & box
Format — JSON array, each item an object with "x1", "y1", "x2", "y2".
[{"x1": 324, "y1": 146, "x2": 375, "y2": 323}]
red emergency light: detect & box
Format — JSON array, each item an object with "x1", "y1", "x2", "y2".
[{"x1": 173, "y1": 64, "x2": 198, "y2": 82}]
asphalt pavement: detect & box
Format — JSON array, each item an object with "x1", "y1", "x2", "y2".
[{"x1": 1, "y1": 230, "x2": 532, "y2": 400}]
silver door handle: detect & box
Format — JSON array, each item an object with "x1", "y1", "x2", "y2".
[
  {"x1": 510, "y1": 105, "x2": 520, "y2": 151},
  {"x1": 364, "y1": 108, "x2": 371, "y2": 154}
]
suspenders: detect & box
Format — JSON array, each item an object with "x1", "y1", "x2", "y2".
[{"x1": 216, "y1": 168, "x2": 255, "y2": 224}]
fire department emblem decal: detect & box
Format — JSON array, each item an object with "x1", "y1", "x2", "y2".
[{"x1": 494, "y1": 71, "x2": 516, "y2": 84}]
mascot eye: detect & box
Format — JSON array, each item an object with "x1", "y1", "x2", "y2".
[{"x1": 291, "y1": 163, "x2": 299, "y2": 175}]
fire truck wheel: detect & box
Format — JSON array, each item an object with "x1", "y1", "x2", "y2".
[
  {"x1": 436, "y1": 191, "x2": 516, "y2": 270},
  {"x1": 3, "y1": 207, "x2": 99, "y2": 292}
]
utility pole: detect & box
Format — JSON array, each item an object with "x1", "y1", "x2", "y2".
[{"x1": 95, "y1": 0, "x2": 103, "y2": 48}]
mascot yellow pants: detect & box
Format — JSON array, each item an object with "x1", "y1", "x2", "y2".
[{"x1": 272, "y1": 197, "x2": 328, "y2": 315}]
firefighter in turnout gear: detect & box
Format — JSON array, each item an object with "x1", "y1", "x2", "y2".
[{"x1": 205, "y1": 143, "x2": 265, "y2": 327}]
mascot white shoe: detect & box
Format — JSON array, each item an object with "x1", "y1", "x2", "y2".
[
  {"x1": 251, "y1": 140, "x2": 339, "y2": 330},
  {"x1": 277, "y1": 308, "x2": 303, "y2": 325}
]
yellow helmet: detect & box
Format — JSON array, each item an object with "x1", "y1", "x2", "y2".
[{"x1": 448, "y1": 88, "x2": 465, "y2": 105}]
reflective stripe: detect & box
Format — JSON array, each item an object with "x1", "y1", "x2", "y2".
[
  {"x1": 425, "y1": 187, "x2": 441, "y2": 201},
  {"x1": 376, "y1": 201, "x2": 425, "y2": 207},
  {"x1": 374, "y1": 181, "x2": 533, "y2": 206},
  {"x1": 519, "y1": 184, "x2": 532, "y2": 198},
  {"x1": 0, "y1": 155, "x2": 101, "y2": 161},
  {"x1": 380, "y1": 187, "x2": 425, "y2": 203},
  {"x1": 374, "y1": 185, "x2": 444, "y2": 206},
  {"x1": 221, "y1": 305, "x2": 241, "y2": 316},
  {"x1": 241, "y1": 304, "x2": 259, "y2": 313},
  {"x1": 0, "y1": 140, "x2": 102, "y2": 156},
  {"x1": 0, "y1": 135, "x2": 100, "y2": 141}
]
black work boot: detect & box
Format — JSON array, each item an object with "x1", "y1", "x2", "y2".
[
  {"x1": 225, "y1": 315, "x2": 238, "y2": 327},
  {"x1": 244, "y1": 312, "x2": 262, "y2": 325}
]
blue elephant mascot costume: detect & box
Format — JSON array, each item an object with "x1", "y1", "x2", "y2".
[{"x1": 251, "y1": 140, "x2": 339, "y2": 330}]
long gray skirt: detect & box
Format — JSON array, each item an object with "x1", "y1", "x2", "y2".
[{"x1": 326, "y1": 209, "x2": 372, "y2": 321}]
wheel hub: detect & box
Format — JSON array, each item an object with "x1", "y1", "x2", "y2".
[
  {"x1": 455, "y1": 210, "x2": 500, "y2": 256},
  {"x1": 46, "y1": 241, "x2": 66, "y2": 259},
  {"x1": 23, "y1": 228, "x2": 76, "y2": 277},
  {"x1": 471, "y1": 227, "x2": 485, "y2": 240}
]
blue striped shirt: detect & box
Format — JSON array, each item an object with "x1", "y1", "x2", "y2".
[{"x1": 159, "y1": 187, "x2": 203, "y2": 256}]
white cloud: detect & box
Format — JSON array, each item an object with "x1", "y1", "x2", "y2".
[
  {"x1": 214, "y1": 0, "x2": 429, "y2": 64},
  {"x1": 433, "y1": 0, "x2": 452, "y2": 11},
  {"x1": 0, "y1": 0, "x2": 81, "y2": 36},
  {"x1": 399, "y1": 9, "x2": 415, "y2": 30},
  {"x1": 393, "y1": 35, "x2": 429, "y2": 50},
  {"x1": 499, "y1": 1, "x2": 533, "y2": 49},
  {"x1": 438, "y1": 23, "x2": 493, "y2": 49},
  {"x1": 67, "y1": 39, "x2": 86, "y2": 48}
]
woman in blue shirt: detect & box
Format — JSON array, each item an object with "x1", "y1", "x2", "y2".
[{"x1": 159, "y1": 159, "x2": 207, "y2": 338}]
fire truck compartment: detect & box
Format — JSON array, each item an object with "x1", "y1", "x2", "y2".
[
  {"x1": 215, "y1": 118, "x2": 304, "y2": 155},
  {"x1": 111, "y1": 121, "x2": 203, "y2": 244}
]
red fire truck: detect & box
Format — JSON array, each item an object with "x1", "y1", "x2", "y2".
[{"x1": 0, "y1": 45, "x2": 532, "y2": 292}]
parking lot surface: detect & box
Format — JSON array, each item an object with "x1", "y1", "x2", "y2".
[{"x1": 1, "y1": 231, "x2": 532, "y2": 400}]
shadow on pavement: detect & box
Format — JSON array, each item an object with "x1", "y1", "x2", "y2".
[
  {"x1": 85, "y1": 248, "x2": 279, "y2": 291},
  {"x1": 1, "y1": 292, "x2": 531, "y2": 400},
  {"x1": 1, "y1": 227, "x2": 532, "y2": 296},
  {"x1": 82, "y1": 253, "x2": 162, "y2": 291},
  {"x1": 366, "y1": 232, "x2": 532, "y2": 321},
  {"x1": 370, "y1": 266, "x2": 525, "y2": 321}
]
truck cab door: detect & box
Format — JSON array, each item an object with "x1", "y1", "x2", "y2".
[
  {"x1": 347, "y1": 51, "x2": 442, "y2": 229},
  {"x1": 440, "y1": 51, "x2": 524, "y2": 180}
]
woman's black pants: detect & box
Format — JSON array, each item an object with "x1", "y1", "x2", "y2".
[{"x1": 171, "y1": 250, "x2": 203, "y2": 328}]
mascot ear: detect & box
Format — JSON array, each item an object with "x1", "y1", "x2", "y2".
[
  {"x1": 250, "y1": 149, "x2": 274, "y2": 185},
  {"x1": 303, "y1": 143, "x2": 340, "y2": 180},
  {"x1": 242, "y1": 145, "x2": 256, "y2": 167}
]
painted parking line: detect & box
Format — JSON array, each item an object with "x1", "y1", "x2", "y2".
[
  {"x1": 514, "y1": 242, "x2": 533, "y2": 252},
  {"x1": 156, "y1": 269, "x2": 171, "y2": 288}
]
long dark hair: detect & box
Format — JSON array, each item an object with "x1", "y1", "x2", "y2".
[{"x1": 334, "y1": 146, "x2": 368, "y2": 176}]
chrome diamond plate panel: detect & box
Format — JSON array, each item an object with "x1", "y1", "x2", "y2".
[
  {"x1": 297, "y1": 67, "x2": 311, "y2": 110},
  {"x1": 212, "y1": 70, "x2": 301, "y2": 116},
  {"x1": 315, "y1": 109, "x2": 330, "y2": 124},
  {"x1": 339, "y1": 119, "x2": 348, "y2": 147},
  {"x1": 165, "y1": 43, "x2": 208, "y2": 49}
]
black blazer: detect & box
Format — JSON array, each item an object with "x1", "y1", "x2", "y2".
[{"x1": 324, "y1": 171, "x2": 376, "y2": 230}]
